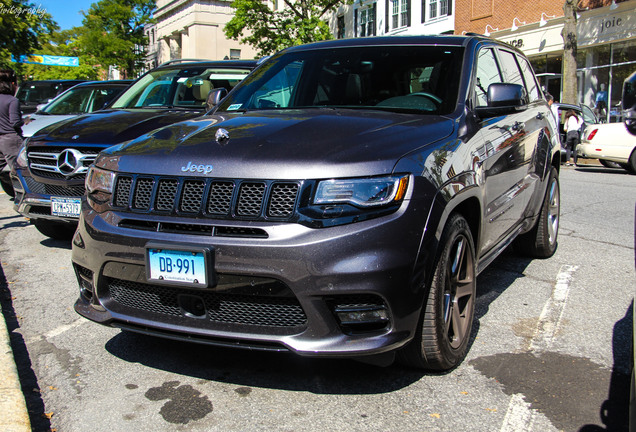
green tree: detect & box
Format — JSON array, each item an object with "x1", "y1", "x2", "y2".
[
  {"x1": 0, "y1": 0, "x2": 57, "y2": 71},
  {"x1": 79, "y1": 0, "x2": 155, "y2": 78},
  {"x1": 225, "y1": 0, "x2": 343, "y2": 57}
]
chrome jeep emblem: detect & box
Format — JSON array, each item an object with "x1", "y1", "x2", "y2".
[{"x1": 215, "y1": 128, "x2": 230, "y2": 144}]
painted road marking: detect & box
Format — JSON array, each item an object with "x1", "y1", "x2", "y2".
[{"x1": 500, "y1": 264, "x2": 578, "y2": 432}]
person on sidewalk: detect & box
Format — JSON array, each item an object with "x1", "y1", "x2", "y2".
[
  {"x1": 563, "y1": 109, "x2": 582, "y2": 166},
  {"x1": 0, "y1": 69, "x2": 23, "y2": 182}
]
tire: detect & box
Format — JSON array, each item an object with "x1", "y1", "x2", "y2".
[
  {"x1": 399, "y1": 214, "x2": 476, "y2": 371},
  {"x1": 515, "y1": 166, "x2": 560, "y2": 258},
  {"x1": 599, "y1": 159, "x2": 622, "y2": 169},
  {"x1": 0, "y1": 177, "x2": 14, "y2": 198},
  {"x1": 626, "y1": 150, "x2": 636, "y2": 174},
  {"x1": 33, "y1": 219, "x2": 77, "y2": 240}
]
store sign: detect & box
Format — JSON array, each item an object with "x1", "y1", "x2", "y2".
[{"x1": 578, "y1": 9, "x2": 636, "y2": 46}]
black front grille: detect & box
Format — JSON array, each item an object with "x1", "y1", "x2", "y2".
[
  {"x1": 107, "y1": 278, "x2": 307, "y2": 328},
  {"x1": 113, "y1": 174, "x2": 300, "y2": 221},
  {"x1": 24, "y1": 177, "x2": 85, "y2": 197}
]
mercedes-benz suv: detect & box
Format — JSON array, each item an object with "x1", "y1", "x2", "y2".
[
  {"x1": 12, "y1": 59, "x2": 257, "y2": 239},
  {"x1": 72, "y1": 36, "x2": 560, "y2": 371}
]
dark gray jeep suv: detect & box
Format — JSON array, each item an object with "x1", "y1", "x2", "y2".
[{"x1": 72, "y1": 35, "x2": 560, "y2": 371}]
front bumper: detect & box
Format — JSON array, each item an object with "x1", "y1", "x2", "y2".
[
  {"x1": 12, "y1": 168, "x2": 83, "y2": 223},
  {"x1": 72, "y1": 196, "x2": 433, "y2": 358}
]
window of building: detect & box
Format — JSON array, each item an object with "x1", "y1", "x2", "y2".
[
  {"x1": 337, "y1": 15, "x2": 346, "y2": 39},
  {"x1": 230, "y1": 49, "x2": 241, "y2": 60},
  {"x1": 440, "y1": 0, "x2": 448, "y2": 15},
  {"x1": 576, "y1": 41, "x2": 636, "y2": 122},
  {"x1": 388, "y1": 0, "x2": 409, "y2": 30},
  {"x1": 359, "y1": 5, "x2": 376, "y2": 37},
  {"x1": 429, "y1": 0, "x2": 437, "y2": 19}
]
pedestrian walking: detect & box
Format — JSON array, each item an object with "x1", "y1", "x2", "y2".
[
  {"x1": 0, "y1": 69, "x2": 23, "y2": 180},
  {"x1": 563, "y1": 109, "x2": 582, "y2": 166}
]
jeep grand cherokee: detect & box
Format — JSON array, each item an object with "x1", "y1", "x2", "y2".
[
  {"x1": 72, "y1": 36, "x2": 560, "y2": 371},
  {"x1": 12, "y1": 59, "x2": 256, "y2": 239}
]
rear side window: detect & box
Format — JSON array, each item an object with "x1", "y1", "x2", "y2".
[
  {"x1": 517, "y1": 57, "x2": 541, "y2": 102},
  {"x1": 474, "y1": 48, "x2": 503, "y2": 107},
  {"x1": 498, "y1": 51, "x2": 524, "y2": 87}
]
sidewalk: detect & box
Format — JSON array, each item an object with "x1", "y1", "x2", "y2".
[
  {"x1": 0, "y1": 190, "x2": 31, "y2": 432},
  {"x1": 0, "y1": 304, "x2": 31, "y2": 432}
]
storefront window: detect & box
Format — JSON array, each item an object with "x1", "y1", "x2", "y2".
[
  {"x1": 577, "y1": 41, "x2": 636, "y2": 123},
  {"x1": 530, "y1": 54, "x2": 562, "y2": 101}
]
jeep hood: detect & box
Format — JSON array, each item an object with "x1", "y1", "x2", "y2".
[
  {"x1": 30, "y1": 108, "x2": 206, "y2": 145},
  {"x1": 100, "y1": 109, "x2": 455, "y2": 179}
]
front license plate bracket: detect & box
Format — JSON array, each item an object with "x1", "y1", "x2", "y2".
[{"x1": 145, "y1": 242, "x2": 216, "y2": 288}]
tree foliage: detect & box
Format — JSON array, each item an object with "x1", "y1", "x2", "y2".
[
  {"x1": 0, "y1": 0, "x2": 57, "y2": 70},
  {"x1": 78, "y1": 0, "x2": 155, "y2": 78},
  {"x1": 225, "y1": 0, "x2": 343, "y2": 57},
  {"x1": 19, "y1": 29, "x2": 104, "y2": 80}
]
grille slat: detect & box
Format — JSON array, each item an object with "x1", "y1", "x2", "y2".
[{"x1": 112, "y1": 175, "x2": 299, "y2": 221}]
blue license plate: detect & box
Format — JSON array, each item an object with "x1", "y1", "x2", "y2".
[{"x1": 147, "y1": 248, "x2": 208, "y2": 286}]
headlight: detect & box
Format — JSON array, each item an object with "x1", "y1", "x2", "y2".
[
  {"x1": 314, "y1": 175, "x2": 408, "y2": 207},
  {"x1": 15, "y1": 144, "x2": 27, "y2": 168},
  {"x1": 86, "y1": 166, "x2": 115, "y2": 194}
]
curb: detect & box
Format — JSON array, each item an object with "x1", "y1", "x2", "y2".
[{"x1": 0, "y1": 307, "x2": 31, "y2": 432}]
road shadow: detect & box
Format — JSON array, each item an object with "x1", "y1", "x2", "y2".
[
  {"x1": 0, "y1": 262, "x2": 50, "y2": 432},
  {"x1": 578, "y1": 301, "x2": 632, "y2": 432},
  {"x1": 103, "y1": 247, "x2": 532, "y2": 395}
]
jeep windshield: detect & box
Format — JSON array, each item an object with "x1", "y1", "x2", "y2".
[
  {"x1": 217, "y1": 45, "x2": 463, "y2": 115},
  {"x1": 110, "y1": 67, "x2": 251, "y2": 109}
]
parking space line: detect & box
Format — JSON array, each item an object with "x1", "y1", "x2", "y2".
[
  {"x1": 500, "y1": 264, "x2": 578, "y2": 432},
  {"x1": 530, "y1": 264, "x2": 578, "y2": 352}
]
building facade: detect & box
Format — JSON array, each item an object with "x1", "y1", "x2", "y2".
[
  {"x1": 328, "y1": 0, "x2": 456, "y2": 39},
  {"x1": 455, "y1": 0, "x2": 636, "y2": 123},
  {"x1": 154, "y1": 0, "x2": 258, "y2": 64}
]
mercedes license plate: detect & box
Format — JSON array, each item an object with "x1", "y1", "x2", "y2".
[
  {"x1": 147, "y1": 247, "x2": 211, "y2": 287},
  {"x1": 51, "y1": 197, "x2": 81, "y2": 218}
]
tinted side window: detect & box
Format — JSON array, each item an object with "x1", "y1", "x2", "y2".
[
  {"x1": 474, "y1": 48, "x2": 503, "y2": 107},
  {"x1": 518, "y1": 57, "x2": 541, "y2": 102},
  {"x1": 498, "y1": 50, "x2": 524, "y2": 86}
]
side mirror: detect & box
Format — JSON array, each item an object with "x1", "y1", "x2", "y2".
[
  {"x1": 206, "y1": 88, "x2": 228, "y2": 111},
  {"x1": 623, "y1": 71, "x2": 636, "y2": 136},
  {"x1": 475, "y1": 83, "x2": 528, "y2": 118}
]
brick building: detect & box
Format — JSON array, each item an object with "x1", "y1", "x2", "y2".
[{"x1": 454, "y1": 0, "x2": 636, "y2": 122}]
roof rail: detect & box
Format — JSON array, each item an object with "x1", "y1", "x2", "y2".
[{"x1": 158, "y1": 58, "x2": 209, "y2": 67}]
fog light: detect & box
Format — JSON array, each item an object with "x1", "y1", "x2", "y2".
[
  {"x1": 336, "y1": 307, "x2": 389, "y2": 325},
  {"x1": 73, "y1": 231, "x2": 85, "y2": 248}
]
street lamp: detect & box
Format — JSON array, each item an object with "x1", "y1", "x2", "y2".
[
  {"x1": 484, "y1": 24, "x2": 498, "y2": 36},
  {"x1": 511, "y1": 17, "x2": 526, "y2": 31},
  {"x1": 539, "y1": 12, "x2": 556, "y2": 27},
  {"x1": 610, "y1": 0, "x2": 618, "y2": 9}
]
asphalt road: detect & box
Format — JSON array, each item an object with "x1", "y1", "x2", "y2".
[{"x1": 0, "y1": 163, "x2": 634, "y2": 432}]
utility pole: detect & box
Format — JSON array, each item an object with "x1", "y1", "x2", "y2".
[{"x1": 561, "y1": 0, "x2": 578, "y2": 104}]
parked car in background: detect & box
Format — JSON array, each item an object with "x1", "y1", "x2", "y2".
[
  {"x1": 12, "y1": 59, "x2": 257, "y2": 239},
  {"x1": 15, "y1": 79, "x2": 87, "y2": 115},
  {"x1": 552, "y1": 102, "x2": 598, "y2": 162},
  {"x1": 22, "y1": 80, "x2": 132, "y2": 137},
  {"x1": 72, "y1": 35, "x2": 561, "y2": 371},
  {"x1": 0, "y1": 81, "x2": 132, "y2": 198},
  {"x1": 578, "y1": 122, "x2": 636, "y2": 172}
]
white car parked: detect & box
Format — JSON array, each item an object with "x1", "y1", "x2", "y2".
[{"x1": 578, "y1": 121, "x2": 636, "y2": 173}]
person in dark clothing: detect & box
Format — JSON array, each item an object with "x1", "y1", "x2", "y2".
[
  {"x1": 0, "y1": 69, "x2": 23, "y2": 190},
  {"x1": 563, "y1": 109, "x2": 582, "y2": 166}
]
